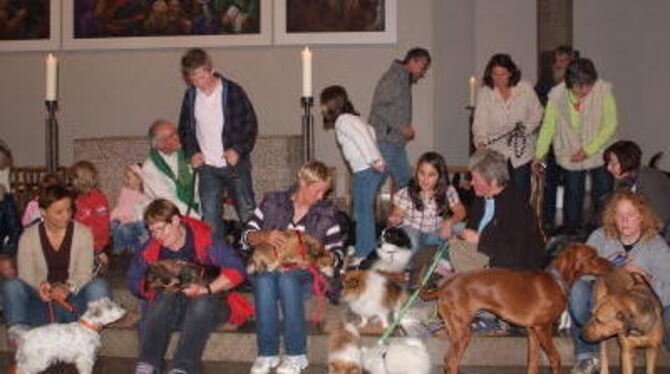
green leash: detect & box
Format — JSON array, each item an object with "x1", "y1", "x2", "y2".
[{"x1": 377, "y1": 241, "x2": 450, "y2": 345}]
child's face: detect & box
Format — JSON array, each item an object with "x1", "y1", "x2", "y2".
[
  {"x1": 416, "y1": 162, "x2": 439, "y2": 193},
  {"x1": 125, "y1": 169, "x2": 142, "y2": 190}
]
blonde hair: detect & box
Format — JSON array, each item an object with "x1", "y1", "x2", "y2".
[
  {"x1": 297, "y1": 160, "x2": 332, "y2": 185},
  {"x1": 70, "y1": 160, "x2": 99, "y2": 193},
  {"x1": 602, "y1": 191, "x2": 661, "y2": 242}
]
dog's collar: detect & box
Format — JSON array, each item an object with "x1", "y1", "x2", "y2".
[
  {"x1": 547, "y1": 265, "x2": 568, "y2": 295},
  {"x1": 79, "y1": 318, "x2": 102, "y2": 333}
]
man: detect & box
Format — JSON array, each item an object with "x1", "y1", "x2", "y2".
[
  {"x1": 178, "y1": 48, "x2": 258, "y2": 242},
  {"x1": 127, "y1": 199, "x2": 248, "y2": 374},
  {"x1": 369, "y1": 47, "x2": 431, "y2": 189},
  {"x1": 142, "y1": 120, "x2": 200, "y2": 218}
]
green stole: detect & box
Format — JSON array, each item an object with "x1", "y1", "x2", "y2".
[{"x1": 149, "y1": 148, "x2": 199, "y2": 213}]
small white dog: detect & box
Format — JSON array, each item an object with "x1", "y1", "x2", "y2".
[
  {"x1": 14, "y1": 297, "x2": 126, "y2": 374},
  {"x1": 361, "y1": 338, "x2": 431, "y2": 374}
]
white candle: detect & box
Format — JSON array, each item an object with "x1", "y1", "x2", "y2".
[
  {"x1": 469, "y1": 75, "x2": 476, "y2": 107},
  {"x1": 46, "y1": 53, "x2": 58, "y2": 101},
  {"x1": 301, "y1": 47, "x2": 312, "y2": 98}
]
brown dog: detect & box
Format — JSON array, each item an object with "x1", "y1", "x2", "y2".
[
  {"x1": 248, "y1": 230, "x2": 334, "y2": 276},
  {"x1": 582, "y1": 267, "x2": 664, "y2": 374},
  {"x1": 145, "y1": 259, "x2": 220, "y2": 293},
  {"x1": 422, "y1": 243, "x2": 612, "y2": 374}
]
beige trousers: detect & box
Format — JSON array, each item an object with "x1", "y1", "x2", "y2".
[{"x1": 449, "y1": 239, "x2": 490, "y2": 272}]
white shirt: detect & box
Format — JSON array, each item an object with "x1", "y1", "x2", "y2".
[
  {"x1": 195, "y1": 81, "x2": 227, "y2": 168},
  {"x1": 141, "y1": 151, "x2": 201, "y2": 218},
  {"x1": 334, "y1": 114, "x2": 382, "y2": 173}
]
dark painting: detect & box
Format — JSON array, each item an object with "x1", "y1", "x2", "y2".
[
  {"x1": 0, "y1": 0, "x2": 50, "y2": 40},
  {"x1": 287, "y1": 0, "x2": 385, "y2": 33}
]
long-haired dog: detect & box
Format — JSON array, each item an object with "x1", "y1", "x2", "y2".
[
  {"x1": 13, "y1": 297, "x2": 126, "y2": 374},
  {"x1": 341, "y1": 270, "x2": 407, "y2": 329},
  {"x1": 144, "y1": 259, "x2": 220, "y2": 293},
  {"x1": 328, "y1": 321, "x2": 363, "y2": 374},
  {"x1": 361, "y1": 338, "x2": 431, "y2": 374},
  {"x1": 371, "y1": 227, "x2": 413, "y2": 273},
  {"x1": 248, "y1": 230, "x2": 334, "y2": 276}
]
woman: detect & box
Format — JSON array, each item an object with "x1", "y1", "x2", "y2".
[
  {"x1": 569, "y1": 191, "x2": 670, "y2": 374},
  {"x1": 1, "y1": 184, "x2": 111, "y2": 339},
  {"x1": 473, "y1": 53, "x2": 543, "y2": 202},
  {"x1": 243, "y1": 161, "x2": 344, "y2": 374}
]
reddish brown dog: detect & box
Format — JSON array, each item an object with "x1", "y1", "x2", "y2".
[
  {"x1": 422, "y1": 243, "x2": 612, "y2": 374},
  {"x1": 582, "y1": 267, "x2": 664, "y2": 374}
]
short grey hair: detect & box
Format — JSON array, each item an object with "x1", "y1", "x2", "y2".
[
  {"x1": 469, "y1": 149, "x2": 509, "y2": 187},
  {"x1": 148, "y1": 119, "x2": 174, "y2": 147}
]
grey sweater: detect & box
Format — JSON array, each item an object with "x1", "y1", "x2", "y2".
[
  {"x1": 587, "y1": 228, "x2": 670, "y2": 306},
  {"x1": 368, "y1": 61, "x2": 412, "y2": 145}
]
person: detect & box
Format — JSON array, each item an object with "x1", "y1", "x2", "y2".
[
  {"x1": 535, "y1": 45, "x2": 579, "y2": 233},
  {"x1": 568, "y1": 191, "x2": 670, "y2": 374},
  {"x1": 110, "y1": 163, "x2": 150, "y2": 255},
  {"x1": 21, "y1": 173, "x2": 60, "y2": 227},
  {"x1": 473, "y1": 53, "x2": 543, "y2": 202},
  {"x1": 70, "y1": 160, "x2": 110, "y2": 267},
  {"x1": 387, "y1": 151, "x2": 466, "y2": 276},
  {"x1": 142, "y1": 119, "x2": 201, "y2": 218},
  {"x1": 127, "y1": 198, "x2": 247, "y2": 374},
  {"x1": 320, "y1": 85, "x2": 385, "y2": 267},
  {"x1": 0, "y1": 139, "x2": 21, "y2": 257},
  {"x1": 369, "y1": 47, "x2": 431, "y2": 190},
  {"x1": 535, "y1": 58, "x2": 617, "y2": 235},
  {"x1": 1, "y1": 185, "x2": 111, "y2": 340},
  {"x1": 452, "y1": 149, "x2": 545, "y2": 272},
  {"x1": 178, "y1": 47, "x2": 258, "y2": 242},
  {"x1": 243, "y1": 161, "x2": 344, "y2": 374},
  {"x1": 604, "y1": 140, "x2": 670, "y2": 240}
]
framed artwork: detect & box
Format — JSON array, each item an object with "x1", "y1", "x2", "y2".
[
  {"x1": 62, "y1": 0, "x2": 271, "y2": 50},
  {"x1": 0, "y1": 0, "x2": 61, "y2": 52},
  {"x1": 274, "y1": 0, "x2": 397, "y2": 45}
]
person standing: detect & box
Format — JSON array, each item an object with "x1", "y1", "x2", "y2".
[
  {"x1": 369, "y1": 47, "x2": 431, "y2": 190},
  {"x1": 178, "y1": 48, "x2": 258, "y2": 242}
]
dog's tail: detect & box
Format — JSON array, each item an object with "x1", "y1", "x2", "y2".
[{"x1": 419, "y1": 284, "x2": 443, "y2": 301}]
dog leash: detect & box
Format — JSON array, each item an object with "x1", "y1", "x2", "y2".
[{"x1": 377, "y1": 241, "x2": 450, "y2": 346}]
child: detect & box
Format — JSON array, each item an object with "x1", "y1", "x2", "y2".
[
  {"x1": 320, "y1": 85, "x2": 386, "y2": 267},
  {"x1": 71, "y1": 160, "x2": 110, "y2": 267},
  {"x1": 110, "y1": 163, "x2": 150, "y2": 254},
  {"x1": 21, "y1": 173, "x2": 60, "y2": 227},
  {"x1": 0, "y1": 139, "x2": 21, "y2": 257},
  {"x1": 387, "y1": 152, "x2": 466, "y2": 277}
]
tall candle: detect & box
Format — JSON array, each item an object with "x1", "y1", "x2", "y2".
[
  {"x1": 469, "y1": 75, "x2": 476, "y2": 107},
  {"x1": 46, "y1": 53, "x2": 58, "y2": 101},
  {"x1": 301, "y1": 47, "x2": 312, "y2": 98}
]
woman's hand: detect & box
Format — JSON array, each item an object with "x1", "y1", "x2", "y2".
[
  {"x1": 459, "y1": 229, "x2": 480, "y2": 245},
  {"x1": 387, "y1": 213, "x2": 403, "y2": 227},
  {"x1": 570, "y1": 148, "x2": 589, "y2": 163},
  {"x1": 265, "y1": 230, "x2": 287, "y2": 249},
  {"x1": 38, "y1": 282, "x2": 52, "y2": 302},
  {"x1": 182, "y1": 284, "x2": 209, "y2": 298},
  {"x1": 51, "y1": 283, "x2": 71, "y2": 303}
]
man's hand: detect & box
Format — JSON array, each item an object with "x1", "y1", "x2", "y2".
[
  {"x1": 224, "y1": 149, "x2": 240, "y2": 166},
  {"x1": 38, "y1": 282, "x2": 52, "y2": 302},
  {"x1": 182, "y1": 284, "x2": 209, "y2": 298},
  {"x1": 570, "y1": 148, "x2": 589, "y2": 163},
  {"x1": 459, "y1": 229, "x2": 480, "y2": 245},
  {"x1": 399, "y1": 125, "x2": 415, "y2": 141},
  {"x1": 191, "y1": 152, "x2": 205, "y2": 168},
  {"x1": 531, "y1": 160, "x2": 546, "y2": 174},
  {"x1": 371, "y1": 159, "x2": 386, "y2": 173}
]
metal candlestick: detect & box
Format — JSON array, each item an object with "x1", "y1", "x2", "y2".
[
  {"x1": 45, "y1": 100, "x2": 59, "y2": 173},
  {"x1": 301, "y1": 96, "x2": 314, "y2": 162},
  {"x1": 466, "y1": 105, "x2": 475, "y2": 155}
]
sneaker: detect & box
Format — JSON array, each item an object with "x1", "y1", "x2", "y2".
[
  {"x1": 134, "y1": 362, "x2": 156, "y2": 374},
  {"x1": 250, "y1": 355, "x2": 280, "y2": 374},
  {"x1": 570, "y1": 357, "x2": 600, "y2": 374},
  {"x1": 276, "y1": 355, "x2": 308, "y2": 374}
]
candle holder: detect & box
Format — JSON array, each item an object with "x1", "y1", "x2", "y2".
[
  {"x1": 301, "y1": 96, "x2": 315, "y2": 162},
  {"x1": 45, "y1": 100, "x2": 59, "y2": 173},
  {"x1": 466, "y1": 105, "x2": 475, "y2": 155}
]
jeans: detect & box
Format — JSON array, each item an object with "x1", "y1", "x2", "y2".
[
  {"x1": 508, "y1": 161, "x2": 531, "y2": 203},
  {"x1": 563, "y1": 166, "x2": 613, "y2": 233},
  {"x1": 138, "y1": 292, "x2": 227, "y2": 373},
  {"x1": 568, "y1": 277, "x2": 598, "y2": 360},
  {"x1": 378, "y1": 142, "x2": 411, "y2": 189},
  {"x1": 542, "y1": 148, "x2": 562, "y2": 229},
  {"x1": 352, "y1": 168, "x2": 385, "y2": 259},
  {"x1": 111, "y1": 220, "x2": 148, "y2": 255},
  {"x1": 198, "y1": 159, "x2": 255, "y2": 242},
  {"x1": 400, "y1": 225, "x2": 448, "y2": 271},
  {"x1": 1, "y1": 277, "x2": 111, "y2": 327},
  {"x1": 252, "y1": 269, "x2": 312, "y2": 357}
]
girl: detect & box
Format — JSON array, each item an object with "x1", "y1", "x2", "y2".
[
  {"x1": 387, "y1": 152, "x2": 466, "y2": 275},
  {"x1": 320, "y1": 85, "x2": 385, "y2": 267},
  {"x1": 21, "y1": 173, "x2": 61, "y2": 227},
  {"x1": 110, "y1": 163, "x2": 150, "y2": 254}
]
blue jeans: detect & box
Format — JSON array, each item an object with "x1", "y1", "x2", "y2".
[
  {"x1": 508, "y1": 161, "x2": 531, "y2": 204},
  {"x1": 378, "y1": 142, "x2": 411, "y2": 189},
  {"x1": 563, "y1": 166, "x2": 612, "y2": 233},
  {"x1": 568, "y1": 277, "x2": 598, "y2": 360},
  {"x1": 111, "y1": 220, "x2": 148, "y2": 255},
  {"x1": 352, "y1": 168, "x2": 385, "y2": 259},
  {"x1": 400, "y1": 225, "x2": 448, "y2": 271},
  {"x1": 138, "y1": 292, "x2": 227, "y2": 373},
  {"x1": 1, "y1": 277, "x2": 111, "y2": 327},
  {"x1": 252, "y1": 269, "x2": 312, "y2": 356},
  {"x1": 198, "y1": 159, "x2": 255, "y2": 242}
]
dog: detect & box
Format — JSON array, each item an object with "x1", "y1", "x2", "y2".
[
  {"x1": 421, "y1": 243, "x2": 611, "y2": 374},
  {"x1": 341, "y1": 270, "x2": 407, "y2": 329},
  {"x1": 582, "y1": 266, "x2": 664, "y2": 374},
  {"x1": 144, "y1": 259, "x2": 221, "y2": 293},
  {"x1": 361, "y1": 338, "x2": 431, "y2": 374},
  {"x1": 13, "y1": 297, "x2": 126, "y2": 374},
  {"x1": 371, "y1": 227, "x2": 413, "y2": 273},
  {"x1": 327, "y1": 321, "x2": 363, "y2": 374},
  {"x1": 248, "y1": 230, "x2": 334, "y2": 276}
]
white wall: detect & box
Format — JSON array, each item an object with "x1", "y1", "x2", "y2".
[{"x1": 575, "y1": 0, "x2": 670, "y2": 169}]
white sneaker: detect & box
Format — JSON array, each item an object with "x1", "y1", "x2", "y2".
[
  {"x1": 276, "y1": 355, "x2": 308, "y2": 374},
  {"x1": 250, "y1": 356, "x2": 280, "y2": 374}
]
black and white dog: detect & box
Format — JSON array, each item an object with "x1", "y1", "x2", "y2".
[{"x1": 371, "y1": 227, "x2": 413, "y2": 273}]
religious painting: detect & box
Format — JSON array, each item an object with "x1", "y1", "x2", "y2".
[
  {"x1": 62, "y1": 0, "x2": 271, "y2": 50},
  {"x1": 274, "y1": 0, "x2": 397, "y2": 45},
  {"x1": 0, "y1": 0, "x2": 60, "y2": 51}
]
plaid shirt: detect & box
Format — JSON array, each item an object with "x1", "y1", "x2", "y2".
[{"x1": 394, "y1": 185, "x2": 460, "y2": 232}]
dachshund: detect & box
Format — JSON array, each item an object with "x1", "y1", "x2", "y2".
[{"x1": 144, "y1": 259, "x2": 220, "y2": 293}]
